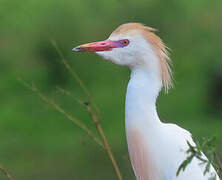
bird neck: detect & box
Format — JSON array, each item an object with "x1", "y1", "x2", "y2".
[{"x1": 125, "y1": 66, "x2": 162, "y2": 128}]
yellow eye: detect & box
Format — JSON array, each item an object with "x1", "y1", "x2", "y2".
[{"x1": 122, "y1": 39, "x2": 129, "y2": 46}]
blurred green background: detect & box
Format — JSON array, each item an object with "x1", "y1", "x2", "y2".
[{"x1": 0, "y1": 0, "x2": 222, "y2": 179}]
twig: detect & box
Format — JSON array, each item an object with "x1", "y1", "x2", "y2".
[
  {"x1": 29, "y1": 40, "x2": 123, "y2": 179},
  {"x1": 56, "y1": 86, "x2": 82, "y2": 106},
  {"x1": 83, "y1": 102, "x2": 123, "y2": 180},
  {"x1": 19, "y1": 80, "x2": 103, "y2": 148},
  {"x1": 50, "y1": 40, "x2": 100, "y2": 117},
  {"x1": 0, "y1": 164, "x2": 14, "y2": 180},
  {"x1": 57, "y1": 86, "x2": 123, "y2": 180},
  {"x1": 214, "y1": 152, "x2": 222, "y2": 172}
]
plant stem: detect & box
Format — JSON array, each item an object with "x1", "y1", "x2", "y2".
[
  {"x1": 0, "y1": 164, "x2": 14, "y2": 180},
  {"x1": 50, "y1": 40, "x2": 123, "y2": 179},
  {"x1": 20, "y1": 80, "x2": 103, "y2": 148},
  {"x1": 50, "y1": 39, "x2": 100, "y2": 117},
  {"x1": 214, "y1": 152, "x2": 222, "y2": 172},
  {"x1": 83, "y1": 102, "x2": 123, "y2": 180},
  {"x1": 57, "y1": 86, "x2": 123, "y2": 179}
]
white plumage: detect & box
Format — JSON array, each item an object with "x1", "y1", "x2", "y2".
[
  {"x1": 125, "y1": 68, "x2": 219, "y2": 179},
  {"x1": 73, "y1": 23, "x2": 220, "y2": 180}
]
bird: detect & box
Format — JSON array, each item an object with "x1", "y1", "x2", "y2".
[{"x1": 72, "y1": 23, "x2": 220, "y2": 180}]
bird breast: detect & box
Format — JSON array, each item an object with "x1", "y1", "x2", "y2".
[{"x1": 127, "y1": 127, "x2": 161, "y2": 180}]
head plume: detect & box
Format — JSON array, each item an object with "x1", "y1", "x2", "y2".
[{"x1": 112, "y1": 23, "x2": 173, "y2": 92}]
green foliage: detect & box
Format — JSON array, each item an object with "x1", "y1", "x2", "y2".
[{"x1": 177, "y1": 136, "x2": 222, "y2": 179}]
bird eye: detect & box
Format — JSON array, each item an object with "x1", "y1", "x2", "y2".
[{"x1": 121, "y1": 39, "x2": 129, "y2": 46}]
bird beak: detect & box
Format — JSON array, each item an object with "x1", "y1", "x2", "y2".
[{"x1": 72, "y1": 40, "x2": 120, "y2": 52}]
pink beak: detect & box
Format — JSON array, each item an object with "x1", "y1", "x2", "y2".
[{"x1": 72, "y1": 40, "x2": 120, "y2": 52}]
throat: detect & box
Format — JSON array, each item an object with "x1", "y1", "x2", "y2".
[{"x1": 125, "y1": 67, "x2": 162, "y2": 128}]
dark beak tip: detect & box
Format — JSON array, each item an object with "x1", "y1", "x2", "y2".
[{"x1": 72, "y1": 47, "x2": 80, "y2": 52}]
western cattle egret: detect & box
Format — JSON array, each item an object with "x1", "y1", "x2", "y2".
[{"x1": 72, "y1": 23, "x2": 220, "y2": 180}]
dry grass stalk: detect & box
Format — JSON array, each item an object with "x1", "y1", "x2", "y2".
[
  {"x1": 0, "y1": 164, "x2": 14, "y2": 180},
  {"x1": 20, "y1": 40, "x2": 123, "y2": 179},
  {"x1": 50, "y1": 40, "x2": 123, "y2": 180},
  {"x1": 21, "y1": 80, "x2": 123, "y2": 179},
  {"x1": 50, "y1": 39, "x2": 100, "y2": 117},
  {"x1": 19, "y1": 80, "x2": 103, "y2": 148},
  {"x1": 83, "y1": 102, "x2": 123, "y2": 180},
  {"x1": 214, "y1": 152, "x2": 222, "y2": 173},
  {"x1": 57, "y1": 86, "x2": 123, "y2": 179}
]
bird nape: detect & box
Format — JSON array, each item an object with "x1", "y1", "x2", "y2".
[{"x1": 72, "y1": 23, "x2": 220, "y2": 180}]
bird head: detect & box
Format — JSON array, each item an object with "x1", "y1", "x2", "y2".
[{"x1": 72, "y1": 23, "x2": 172, "y2": 91}]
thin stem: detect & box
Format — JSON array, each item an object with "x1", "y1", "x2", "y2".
[
  {"x1": 26, "y1": 40, "x2": 123, "y2": 179},
  {"x1": 50, "y1": 40, "x2": 100, "y2": 117},
  {"x1": 214, "y1": 152, "x2": 222, "y2": 172},
  {"x1": 83, "y1": 102, "x2": 123, "y2": 180},
  {"x1": 19, "y1": 80, "x2": 103, "y2": 148},
  {"x1": 0, "y1": 164, "x2": 14, "y2": 180},
  {"x1": 56, "y1": 86, "x2": 83, "y2": 106},
  {"x1": 57, "y1": 86, "x2": 123, "y2": 180}
]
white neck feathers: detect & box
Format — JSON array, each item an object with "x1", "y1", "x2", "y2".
[{"x1": 125, "y1": 63, "x2": 162, "y2": 128}]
